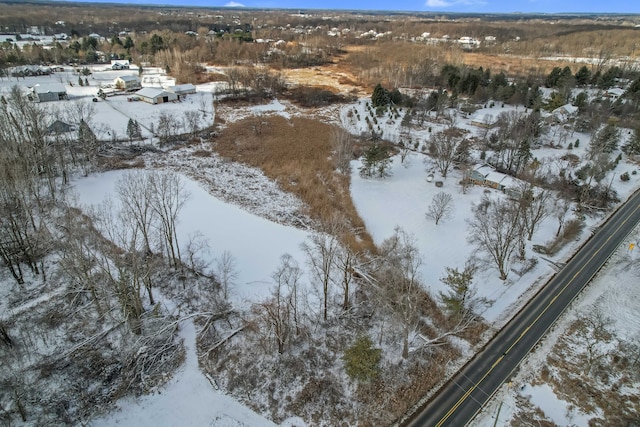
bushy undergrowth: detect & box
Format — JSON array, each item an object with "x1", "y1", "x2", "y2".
[
  {"x1": 517, "y1": 308, "x2": 640, "y2": 425},
  {"x1": 196, "y1": 263, "x2": 487, "y2": 426},
  {"x1": 0, "y1": 267, "x2": 186, "y2": 426},
  {"x1": 283, "y1": 86, "x2": 356, "y2": 107}
]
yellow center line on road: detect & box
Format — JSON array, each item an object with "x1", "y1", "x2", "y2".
[{"x1": 433, "y1": 200, "x2": 640, "y2": 427}]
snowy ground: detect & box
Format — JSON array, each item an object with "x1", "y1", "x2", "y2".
[
  {"x1": 91, "y1": 320, "x2": 282, "y2": 427},
  {"x1": 4, "y1": 69, "x2": 640, "y2": 425},
  {"x1": 471, "y1": 224, "x2": 640, "y2": 426},
  {"x1": 72, "y1": 170, "x2": 312, "y2": 308}
]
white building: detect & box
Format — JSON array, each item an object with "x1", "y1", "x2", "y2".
[
  {"x1": 135, "y1": 87, "x2": 178, "y2": 104},
  {"x1": 166, "y1": 83, "x2": 196, "y2": 98}
]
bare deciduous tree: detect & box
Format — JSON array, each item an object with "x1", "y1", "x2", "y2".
[
  {"x1": 332, "y1": 127, "x2": 354, "y2": 174},
  {"x1": 468, "y1": 195, "x2": 524, "y2": 280},
  {"x1": 116, "y1": 171, "x2": 157, "y2": 254},
  {"x1": 256, "y1": 254, "x2": 303, "y2": 354},
  {"x1": 553, "y1": 196, "x2": 572, "y2": 237},
  {"x1": 517, "y1": 182, "x2": 552, "y2": 241},
  {"x1": 302, "y1": 230, "x2": 340, "y2": 322},
  {"x1": 428, "y1": 129, "x2": 469, "y2": 178},
  {"x1": 156, "y1": 111, "x2": 178, "y2": 145},
  {"x1": 149, "y1": 171, "x2": 190, "y2": 271},
  {"x1": 426, "y1": 191, "x2": 454, "y2": 225},
  {"x1": 334, "y1": 244, "x2": 358, "y2": 311},
  {"x1": 215, "y1": 250, "x2": 238, "y2": 300},
  {"x1": 378, "y1": 227, "x2": 423, "y2": 359},
  {"x1": 569, "y1": 306, "x2": 613, "y2": 375},
  {"x1": 183, "y1": 110, "x2": 200, "y2": 137}
]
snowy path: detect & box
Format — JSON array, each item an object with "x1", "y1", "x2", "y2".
[{"x1": 91, "y1": 320, "x2": 277, "y2": 427}]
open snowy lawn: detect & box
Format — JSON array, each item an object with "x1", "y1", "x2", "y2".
[
  {"x1": 72, "y1": 169, "x2": 312, "y2": 306},
  {"x1": 350, "y1": 152, "x2": 564, "y2": 323}
]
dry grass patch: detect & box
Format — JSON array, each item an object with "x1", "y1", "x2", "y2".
[
  {"x1": 213, "y1": 115, "x2": 375, "y2": 253},
  {"x1": 462, "y1": 52, "x2": 580, "y2": 77}
]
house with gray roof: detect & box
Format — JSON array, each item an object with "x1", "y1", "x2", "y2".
[
  {"x1": 32, "y1": 83, "x2": 67, "y2": 102},
  {"x1": 115, "y1": 75, "x2": 141, "y2": 91}
]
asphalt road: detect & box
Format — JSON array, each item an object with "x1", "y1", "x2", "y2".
[{"x1": 403, "y1": 189, "x2": 640, "y2": 427}]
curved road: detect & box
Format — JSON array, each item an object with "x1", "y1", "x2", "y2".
[{"x1": 403, "y1": 189, "x2": 640, "y2": 427}]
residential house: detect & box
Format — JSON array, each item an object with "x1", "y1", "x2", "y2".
[
  {"x1": 88, "y1": 33, "x2": 103, "y2": 41},
  {"x1": 466, "y1": 164, "x2": 523, "y2": 198},
  {"x1": 605, "y1": 87, "x2": 625, "y2": 100},
  {"x1": 11, "y1": 65, "x2": 52, "y2": 77},
  {"x1": 550, "y1": 103, "x2": 579, "y2": 123},
  {"x1": 32, "y1": 83, "x2": 67, "y2": 102},
  {"x1": 135, "y1": 87, "x2": 178, "y2": 104},
  {"x1": 114, "y1": 75, "x2": 141, "y2": 92},
  {"x1": 47, "y1": 120, "x2": 75, "y2": 134},
  {"x1": 111, "y1": 60, "x2": 130, "y2": 70}
]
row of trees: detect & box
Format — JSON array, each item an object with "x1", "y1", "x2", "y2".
[
  {"x1": 0, "y1": 88, "x2": 102, "y2": 285},
  {"x1": 0, "y1": 78, "x2": 201, "y2": 423}
]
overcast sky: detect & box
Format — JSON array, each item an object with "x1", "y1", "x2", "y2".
[{"x1": 60, "y1": 0, "x2": 639, "y2": 14}]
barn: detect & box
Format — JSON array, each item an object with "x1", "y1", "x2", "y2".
[
  {"x1": 135, "y1": 87, "x2": 178, "y2": 104},
  {"x1": 166, "y1": 83, "x2": 196, "y2": 99}
]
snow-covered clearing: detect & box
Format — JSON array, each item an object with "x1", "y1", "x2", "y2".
[{"x1": 72, "y1": 170, "x2": 312, "y2": 307}]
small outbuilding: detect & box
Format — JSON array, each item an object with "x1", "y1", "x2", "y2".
[
  {"x1": 114, "y1": 75, "x2": 141, "y2": 92},
  {"x1": 32, "y1": 83, "x2": 67, "y2": 102},
  {"x1": 135, "y1": 87, "x2": 178, "y2": 104},
  {"x1": 470, "y1": 112, "x2": 499, "y2": 128}
]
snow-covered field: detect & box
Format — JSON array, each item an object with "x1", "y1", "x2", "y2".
[
  {"x1": 2, "y1": 68, "x2": 640, "y2": 425},
  {"x1": 72, "y1": 170, "x2": 312, "y2": 307}
]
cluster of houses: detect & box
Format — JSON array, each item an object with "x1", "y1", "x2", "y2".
[
  {"x1": 113, "y1": 74, "x2": 196, "y2": 104},
  {"x1": 25, "y1": 65, "x2": 196, "y2": 104},
  {"x1": 9, "y1": 65, "x2": 57, "y2": 77}
]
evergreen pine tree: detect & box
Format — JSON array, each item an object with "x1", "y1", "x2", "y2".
[
  {"x1": 622, "y1": 128, "x2": 640, "y2": 155},
  {"x1": 342, "y1": 336, "x2": 381, "y2": 382},
  {"x1": 78, "y1": 119, "x2": 96, "y2": 144},
  {"x1": 359, "y1": 144, "x2": 391, "y2": 178},
  {"x1": 371, "y1": 83, "x2": 390, "y2": 108}
]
